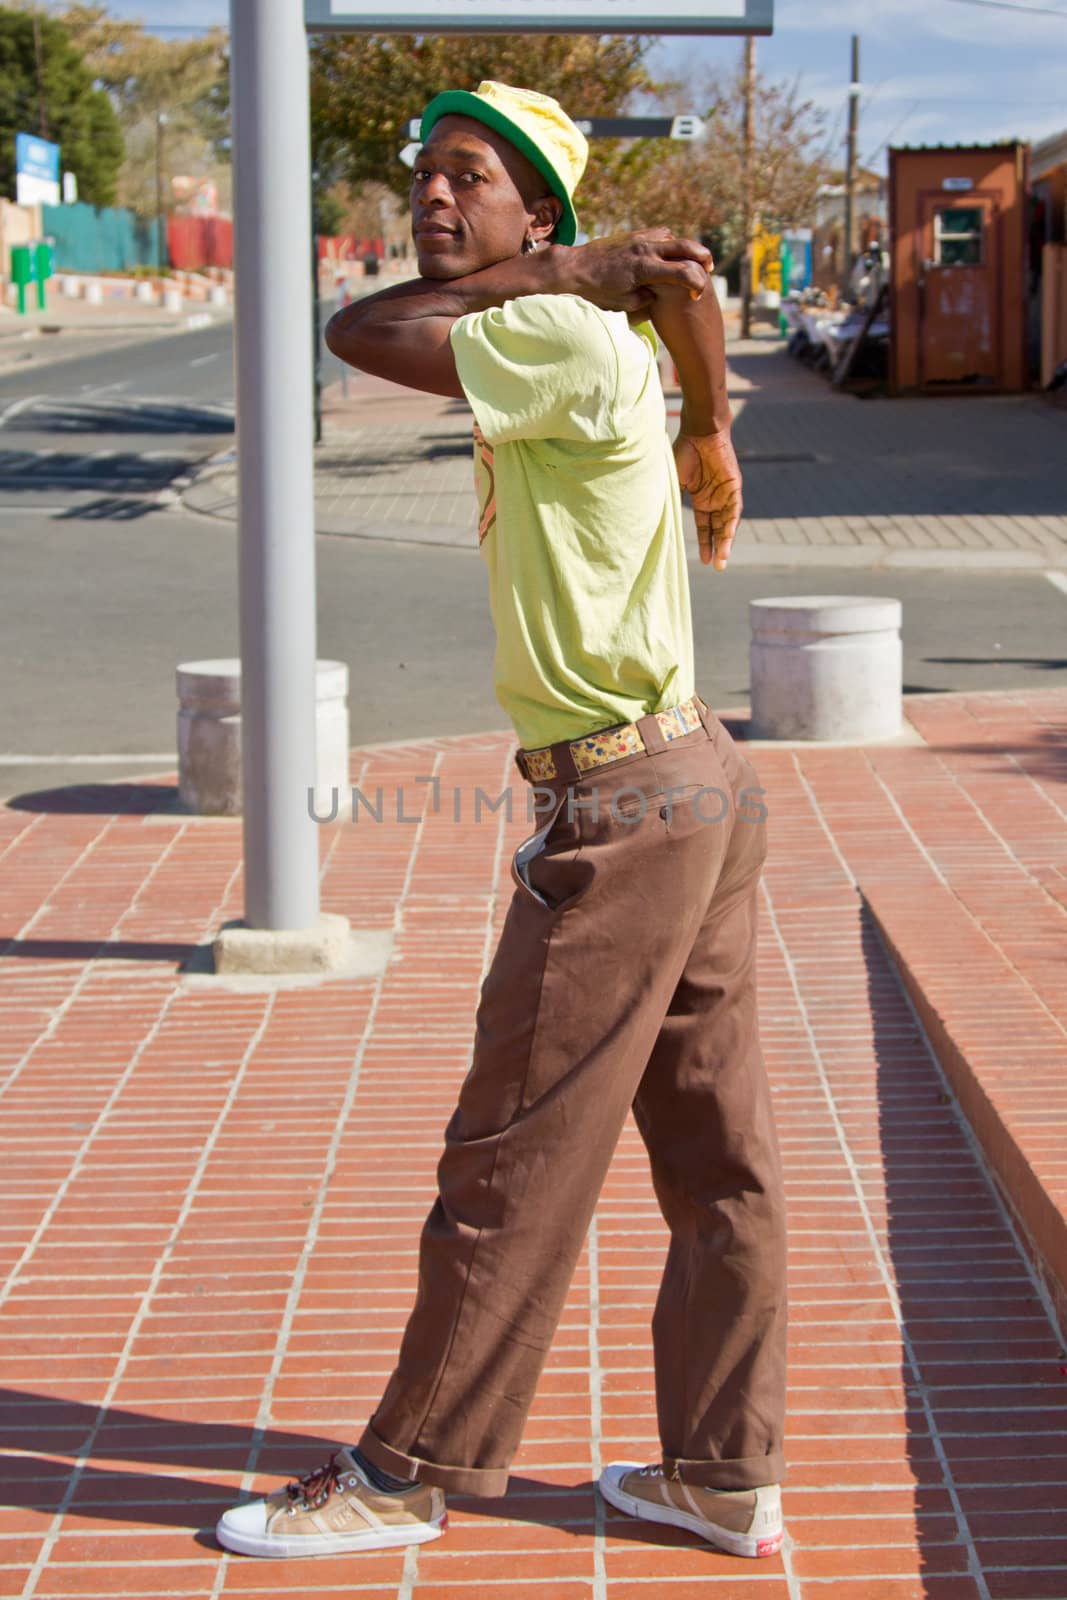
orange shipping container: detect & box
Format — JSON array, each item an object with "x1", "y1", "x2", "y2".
[{"x1": 889, "y1": 143, "x2": 1029, "y2": 395}]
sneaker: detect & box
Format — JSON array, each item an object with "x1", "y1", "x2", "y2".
[
  {"x1": 215, "y1": 1447, "x2": 448, "y2": 1559},
  {"x1": 599, "y1": 1461, "x2": 783, "y2": 1559}
]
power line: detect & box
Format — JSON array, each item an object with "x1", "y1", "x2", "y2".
[{"x1": 944, "y1": 0, "x2": 1067, "y2": 17}]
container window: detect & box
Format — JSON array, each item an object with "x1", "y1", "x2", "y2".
[{"x1": 933, "y1": 207, "x2": 983, "y2": 266}]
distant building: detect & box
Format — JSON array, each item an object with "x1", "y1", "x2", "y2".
[
  {"x1": 813, "y1": 167, "x2": 888, "y2": 289},
  {"x1": 1032, "y1": 127, "x2": 1067, "y2": 244}
]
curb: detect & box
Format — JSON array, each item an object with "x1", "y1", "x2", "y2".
[
  {"x1": 865, "y1": 887, "x2": 1067, "y2": 1344},
  {"x1": 179, "y1": 468, "x2": 1067, "y2": 572}
]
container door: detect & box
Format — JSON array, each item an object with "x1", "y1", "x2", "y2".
[{"x1": 917, "y1": 194, "x2": 1000, "y2": 387}]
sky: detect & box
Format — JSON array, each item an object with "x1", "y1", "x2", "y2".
[{"x1": 103, "y1": 0, "x2": 1067, "y2": 174}]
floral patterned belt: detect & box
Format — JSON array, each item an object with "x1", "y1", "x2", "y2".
[{"x1": 516, "y1": 696, "x2": 705, "y2": 783}]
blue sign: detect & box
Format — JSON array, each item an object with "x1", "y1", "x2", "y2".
[{"x1": 16, "y1": 132, "x2": 60, "y2": 183}]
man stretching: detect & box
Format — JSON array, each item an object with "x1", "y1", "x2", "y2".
[{"x1": 217, "y1": 79, "x2": 787, "y2": 1564}]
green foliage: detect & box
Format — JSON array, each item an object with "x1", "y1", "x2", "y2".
[
  {"x1": 627, "y1": 64, "x2": 830, "y2": 258},
  {"x1": 315, "y1": 186, "x2": 348, "y2": 237},
  {"x1": 309, "y1": 33, "x2": 658, "y2": 234},
  {"x1": 0, "y1": 9, "x2": 123, "y2": 205},
  {"x1": 56, "y1": 5, "x2": 230, "y2": 215}
]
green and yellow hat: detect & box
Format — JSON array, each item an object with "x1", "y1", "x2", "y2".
[{"x1": 420, "y1": 80, "x2": 588, "y2": 246}]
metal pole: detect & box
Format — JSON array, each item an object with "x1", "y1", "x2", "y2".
[
  {"x1": 32, "y1": 6, "x2": 49, "y2": 139},
  {"x1": 229, "y1": 0, "x2": 321, "y2": 931},
  {"x1": 155, "y1": 111, "x2": 166, "y2": 272},
  {"x1": 740, "y1": 35, "x2": 756, "y2": 341},
  {"x1": 844, "y1": 34, "x2": 860, "y2": 293}
]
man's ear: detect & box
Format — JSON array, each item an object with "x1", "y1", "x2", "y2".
[{"x1": 529, "y1": 194, "x2": 563, "y2": 245}]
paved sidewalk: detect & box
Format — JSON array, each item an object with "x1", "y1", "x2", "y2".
[
  {"x1": 1, "y1": 688, "x2": 1065, "y2": 1599},
  {"x1": 183, "y1": 340, "x2": 1067, "y2": 570}
]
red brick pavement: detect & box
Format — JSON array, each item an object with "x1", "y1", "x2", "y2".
[{"x1": 1, "y1": 689, "x2": 1065, "y2": 1599}]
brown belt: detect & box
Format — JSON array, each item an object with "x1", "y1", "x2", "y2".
[{"x1": 516, "y1": 696, "x2": 706, "y2": 784}]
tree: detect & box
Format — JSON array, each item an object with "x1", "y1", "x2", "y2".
[
  {"x1": 620, "y1": 62, "x2": 830, "y2": 261},
  {"x1": 0, "y1": 9, "x2": 123, "y2": 204},
  {"x1": 309, "y1": 33, "x2": 661, "y2": 236},
  {"x1": 56, "y1": 5, "x2": 230, "y2": 216}
]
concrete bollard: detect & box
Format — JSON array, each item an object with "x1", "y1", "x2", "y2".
[
  {"x1": 749, "y1": 595, "x2": 902, "y2": 741},
  {"x1": 209, "y1": 283, "x2": 228, "y2": 308},
  {"x1": 61, "y1": 275, "x2": 80, "y2": 299},
  {"x1": 163, "y1": 285, "x2": 183, "y2": 314},
  {"x1": 177, "y1": 658, "x2": 351, "y2": 817},
  {"x1": 84, "y1": 280, "x2": 102, "y2": 305},
  {"x1": 135, "y1": 280, "x2": 156, "y2": 304}
]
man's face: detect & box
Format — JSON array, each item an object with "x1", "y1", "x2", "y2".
[{"x1": 411, "y1": 115, "x2": 553, "y2": 280}]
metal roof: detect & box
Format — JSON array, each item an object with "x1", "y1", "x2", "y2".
[
  {"x1": 1033, "y1": 127, "x2": 1067, "y2": 177},
  {"x1": 889, "y1": 141, "x2": 1025, "y2": 153}
]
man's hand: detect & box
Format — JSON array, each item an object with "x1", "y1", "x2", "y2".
[
  {"x1": 561, "y1": 228, "x2": 712, "y2": 318},
  {"x1": 674, "y1": 431, "x2": 743, "y2": 572}
]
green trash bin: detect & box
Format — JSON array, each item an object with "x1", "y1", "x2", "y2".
[{"x1": 10, "y1": 244, "x2": 33, "y2": 316}]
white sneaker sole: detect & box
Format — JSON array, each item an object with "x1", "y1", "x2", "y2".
[
  {"x1": 215, "y1": 1511, "x2": 447, "y2": 1559},
  {"x1": 598, "y1": 1466, "x2": 782, "y2": 1560}
]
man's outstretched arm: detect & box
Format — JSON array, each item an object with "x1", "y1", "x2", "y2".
[
  {"x1": 646, "y1": 281, "x2": 742, "y2": 573},
  {"x1": 325, "y1": 233, "x2": 711, "y2": 398}
]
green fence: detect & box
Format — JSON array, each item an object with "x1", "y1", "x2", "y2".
[{"x1": 40, "y1": 202, "x2": 164, "y2": 273}]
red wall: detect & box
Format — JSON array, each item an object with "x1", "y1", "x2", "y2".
[
  {"x1": 167, "y1": 215, "x2": 233, "y2": 271},
  {"x1": 317, "y1": 234, "x2": 383, "y2": 262}
]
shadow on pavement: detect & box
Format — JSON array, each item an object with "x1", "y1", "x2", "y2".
[
  {"x1": 864, "y1": 908, "x2": 1067, "y2": 1599},
  {"x1": 0, "y1": 451, "x2": 188, "y2": 492},
  {"x1": 0, "y1": 1390, "x2": 670, "y2": 1550},
  {"x1": 0, "y1": 938, "x2": 199, "y2": 963},
  {"x1": 926, "y1": 726, "x2": 1067, "y2": 787},
  {"x1": 726, "y1": 348, "x2": 1067, "y2": 522},
  {"x1": 7, "y1": 782, "x2": 181, "y2": 815},
  {"x1": 924, "y1": 656, "x2": 1067, "y2": 671},
  {"x1": 2, "y1": 400, "x2": 233, "y2": 436}
]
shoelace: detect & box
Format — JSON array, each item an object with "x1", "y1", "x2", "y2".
[{"x1": 287, "y1": 1455, "x2": 345, "y2": 1512}]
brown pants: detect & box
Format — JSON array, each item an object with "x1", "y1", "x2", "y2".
[{"x1": 359, "y1": 700, "x2": 787, "y2": 1497}]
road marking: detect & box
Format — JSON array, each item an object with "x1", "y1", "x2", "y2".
[
  {"x1": 1045, "y1": 571, "x2": 1067, "y2": 598},
  {"x1": 189, "y1": 352, "x2": 220, "y2": 367},
  {"x1": 0, "y1": 394, "x2": 44, "y2": 429},
  {"x1": 77, "y1": 380, "x2": 129, "y2": 398}
]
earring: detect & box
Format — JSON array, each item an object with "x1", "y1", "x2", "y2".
[{"x1": 522, "y1": 235, "x2": 538, "y2": 255}]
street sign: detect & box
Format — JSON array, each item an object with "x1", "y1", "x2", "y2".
[
  {"x1": 15, "y1": 132, "x2": 61, "y2": 207},
  {"x1": 405, "y1": 114, "x2": 705, "y2": 141},
  {"x1": 308, "y1": 0, "x2": 773, "y2": 35}
]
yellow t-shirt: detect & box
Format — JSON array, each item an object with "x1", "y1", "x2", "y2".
[{"x1": 450, "y1": 292, "x2": 695, "y2": 751}]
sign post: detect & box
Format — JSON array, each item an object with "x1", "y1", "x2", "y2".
[{"x1": 229, "y1": 0, "x2": 322, "y2": 934}]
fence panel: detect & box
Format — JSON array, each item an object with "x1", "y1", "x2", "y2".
[
  {"x1": 168, "y1": 215, "x2": 233, "y2": 270},
  {"x1": 41, "y1": 203, "x2": 161, "y2": 273}
]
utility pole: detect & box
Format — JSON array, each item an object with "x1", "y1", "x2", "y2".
[
  {"x1": 740, "y1": 34, "x2": 756, "y2": 340},
  {"x1": 843, "y1": 34, "x2": 860, "y2": 292},
  {"x1": 155, "y1": 111, "x2": 167, "y2": 272},
  {"x1": 32, "y1": 5, "x2": 49, "y2": 139}
]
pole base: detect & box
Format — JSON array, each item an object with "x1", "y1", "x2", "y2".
[{"x1": 211, "y1": 912, "x2": 386, "y2": 977}]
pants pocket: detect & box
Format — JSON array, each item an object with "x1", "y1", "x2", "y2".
[{"x1": 510, "y1": 792, "x2": 589, "y2": 913}]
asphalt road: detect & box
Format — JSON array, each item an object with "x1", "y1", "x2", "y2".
[{"x1": 1, "y1": 317, "x2": 1065, "y2": 804}]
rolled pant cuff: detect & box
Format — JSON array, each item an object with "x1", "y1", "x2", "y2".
[
  {"x1": 358, "y1": 1423, "x2": 511, "y2": 1499},
  {"x1": 663, "y1": 1451, "x2": 787, "y2": 1491}
]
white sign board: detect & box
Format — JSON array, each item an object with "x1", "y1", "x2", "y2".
[
  {"x1": 15, "y1": 132, "x2": 61, "y2": 208},
  {"x1": 307, "y1": 0, "x2": 773, "y2": 34}
]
